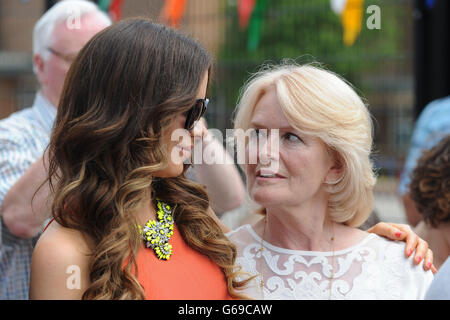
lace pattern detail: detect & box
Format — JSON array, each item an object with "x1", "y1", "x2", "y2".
[{"x1": 227, "y1": 224, "x2": 434, "y2": 300}]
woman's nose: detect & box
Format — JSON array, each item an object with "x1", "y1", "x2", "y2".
[{"x1": 257, "y1": 130, "x2": 279, "y2": 166}]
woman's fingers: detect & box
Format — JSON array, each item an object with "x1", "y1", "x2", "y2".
[
  {"x1": 424, "y1": 248, "x2": 437, "y2": 273},
  {"x1": 367, "y1": 222, "x2": 435, "y2": 272},
  {"x1": 390, "y1": 223, "x2": 418, "y2": 257},
  {"x1": 366, "y1": 222, "x2": 406, "y2": 240},
  {"x1": 411, "y1": 237, "x2": 428, "y2": 264},
  {"x1": 394, "y1": 223, "x2": 436, "y2": 272},
  {"x1": 367, "y1": 222, "x2": 412, "y2": 241}
]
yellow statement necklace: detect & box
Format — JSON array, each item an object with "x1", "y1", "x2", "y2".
[{"x1": 138, "y1": 199, "x2": 174, "y2": 260}]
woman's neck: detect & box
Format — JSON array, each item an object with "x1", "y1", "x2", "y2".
[
  {"x1": 257, "y1": 200, "x2": 368, "y2": 252},
  {"x1": 134, "y1": 196, "x2": 157, "y2": 226},
  {"x1": 262, "y1": 201, "x2": 335, "y2": 252}
]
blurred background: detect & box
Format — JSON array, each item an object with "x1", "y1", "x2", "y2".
[{"x1": 0, "y1": 0, "x2": 449, "y2": 227}]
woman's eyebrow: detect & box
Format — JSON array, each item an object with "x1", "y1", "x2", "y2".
[{"x1": 249, "y1": 120, "x2": 293, "y2": 130}]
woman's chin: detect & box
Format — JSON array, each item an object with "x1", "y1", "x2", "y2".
[{"x1": 250, "y1": 190, "x2": 282, "y2": 207}]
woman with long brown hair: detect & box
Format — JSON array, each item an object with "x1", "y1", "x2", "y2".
[
  {"x1": 30, "y1": 19, "x2": 433, "y2": 300},
  {"x1": 29, "y1": 18, "x2": 248, "y2": 300}
]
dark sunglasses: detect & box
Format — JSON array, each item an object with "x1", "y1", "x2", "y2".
[{"x1": 184, "y1": 98, "x2": 209, "y2": 131}]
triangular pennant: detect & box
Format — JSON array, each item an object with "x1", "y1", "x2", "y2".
[
  {"x1": 161, "y1": 0, "x2": 188, "y2": 28},
  {"x1": 247, "y1": 0, "x2": 268, "y2": 51},
  {"x1": 109, "y1": 0, "x2": 124, "y2": 21},
  {"x1": 341, "y1": 0, "x2": 364, "y2": 46},
  {"x1": 238, "y1": 0, "x2": 256, "y2": 30},
  {"x1": 98, "y1": 0, "x2": 111, "y2": 12}
]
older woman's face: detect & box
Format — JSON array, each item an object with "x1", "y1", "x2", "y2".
[{"x1": 246, "y1": 87, "x2": 337, "y2": 209}]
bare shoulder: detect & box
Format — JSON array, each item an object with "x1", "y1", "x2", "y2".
[
  {"x1": 30, "y1": 220, "x2": 92, "y2": 300},
  {"x1": 37, "y1": 219, "x2": 93, "y2": 254},
  {"x1": 334, "y1": 223, "x2": 370, "y2": 250}
]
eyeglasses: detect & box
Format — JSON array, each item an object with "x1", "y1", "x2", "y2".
[
  {"x1": 47, "y1": 47, "x2": 78, "y2": 65},
  {"x1": 184, "y1": 98, "x2": 209, "y2": 131}
]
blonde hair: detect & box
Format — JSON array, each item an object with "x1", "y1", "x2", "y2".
[{"x1": 234, "y1": 62, "x2": 376, "y2": 227}]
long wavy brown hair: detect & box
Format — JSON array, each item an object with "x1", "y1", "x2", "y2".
[{"x1": 47, "y1": 18, "x2": 248, "y2": 299}]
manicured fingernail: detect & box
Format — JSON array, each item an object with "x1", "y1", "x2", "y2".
[
  {"x1": 407, "y1": 249, "x2": 413, "y2": 257},
  {"x1": 395, "y1": 232, "x2": 402, "y2": 237},
  {"x1": 416, "y1": 256, "x2": 422, "y2": 263},
  {"x1": 427, "y1": 262, "x2": 432, "y2": 269}
]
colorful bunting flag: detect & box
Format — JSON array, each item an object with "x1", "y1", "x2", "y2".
[
  {"x1": 98, "y1": 0, "x2": 111, "y2": 12},
  {"x1": 237, "y1": 0, "x2": 256, "y2": 30},
  {"x1": 161, "y1": 0, "x2": 188, "y2": 28},
  {"x1": 331, "y1": 0, "x2": 364, "y2": 46},
  {"x1": 341, "y1": 0, "x2": 364, "y2": 46},
  {"x1": 109, "y1": 0, "x2": 124, "y2": 21},
  {"x1": 330, "y1": 0, "x2": 346, "y2": 15},
  {"x1": 97, "y1": 0, "x2": 123, "y2": 21},
  {"x1": 247, "y1": 0, "x2": 268, "y2": 51}
]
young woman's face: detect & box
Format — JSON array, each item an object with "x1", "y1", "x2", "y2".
[
  {"x1": 154, "y1": 71, "x2": 209, "y2": 178},
  {"x1": 245, "y1": 87, "x2": 338, "y2": 209}
]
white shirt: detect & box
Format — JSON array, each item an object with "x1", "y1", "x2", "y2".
[{"x1": 227, "y1": 224, "x2": 434, "y2": 300}]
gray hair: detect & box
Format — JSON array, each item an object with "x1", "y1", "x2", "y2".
[{"x1": 32, "y1": 0, "x2": 111, "y2": 71}]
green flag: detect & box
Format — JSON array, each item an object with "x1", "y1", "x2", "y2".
[
  {"x1": 98, "y1": 0, "x2": 111, "y2": 12},
  {"x1": 247, "y1": 0, "x2": 268, "y2": 51}
]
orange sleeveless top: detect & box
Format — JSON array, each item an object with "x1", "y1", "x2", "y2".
[
  {"x1": 133, "y1": 225, "x2": 232, "y2": 300},
  {"x1": 44, "y1": 219, "x2": 231, "y2": 299}
]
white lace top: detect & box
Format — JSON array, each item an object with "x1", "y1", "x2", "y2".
[{"x1": 227, "y1": 224, "x2": 434, "y2": 300}]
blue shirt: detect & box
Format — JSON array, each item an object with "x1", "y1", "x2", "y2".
[
  {"x1": 398, "y1": 96, "x2": 450, "y2": 195},
  {"x1": 425, "y1": 257, "x2": 450, "y2": 299},
  {"x1": 0, "y1": 92, "x2": 56, "y2": 299}
]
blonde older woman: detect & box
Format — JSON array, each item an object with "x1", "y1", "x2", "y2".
[{"x1": 228, "y1": 63, "x2": 434, "y2": 299}]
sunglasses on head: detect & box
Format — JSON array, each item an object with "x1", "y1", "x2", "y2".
[{"x1": 184, "y1": 98, "x2": 209, "y2": 131}]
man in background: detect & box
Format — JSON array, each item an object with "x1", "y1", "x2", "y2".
[
  {"x1": 0, "y1": 0, "x2": 112, "y2": 299},
  {"x1": 0, "y1": 0, "x2": 246, "y2": 299}
]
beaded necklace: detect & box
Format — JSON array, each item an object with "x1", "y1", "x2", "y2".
[{"x1": 138, "y1": 200, "x2": 174, "y2": 260}]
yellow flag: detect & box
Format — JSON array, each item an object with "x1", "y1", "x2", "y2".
[{"x1": 341, "y1": 0, "x2": 364, "y2": 46}]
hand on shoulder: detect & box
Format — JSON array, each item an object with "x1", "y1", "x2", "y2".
[{"x1": 29, "y1": 221, "x2": 92, "y2": 300}]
